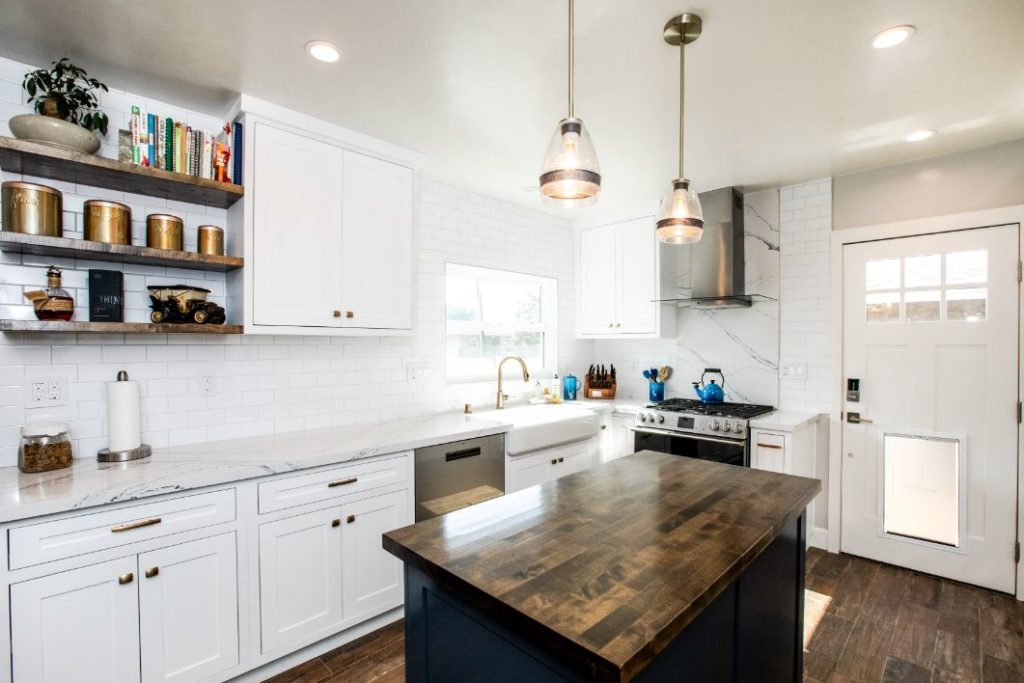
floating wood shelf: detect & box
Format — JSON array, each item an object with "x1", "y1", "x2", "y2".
[
  {"x1": 0, "y1": 320, "x2": 243, "y2": 335},
  {"x1": 0, "y1": 232, "x2": 243, "y2": 272},
  {"x1": 0, "y1": 136, "x2": 243, "y2": 209}
]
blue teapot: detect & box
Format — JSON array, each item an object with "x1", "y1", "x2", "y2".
[
  {"x1": 692, "y1": 368, "x2": 726, "y2": 403},
  {"x1": 562, "y1": 374, "x2": 580, "y2": 401}
]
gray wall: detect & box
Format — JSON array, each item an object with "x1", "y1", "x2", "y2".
[{"x1": 833, "y1": 138, "x2": 1024, "y2": 230}]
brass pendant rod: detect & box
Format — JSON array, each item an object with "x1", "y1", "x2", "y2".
[
  {"x1": 678, "y1": 40, "x2": 685, "y2": 180},
  {"x1": 568, "y1": 0, "x2": 575, "y2": 118}
]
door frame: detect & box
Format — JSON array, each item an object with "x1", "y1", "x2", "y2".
[{"x1": 827, "y1": 204, "x2": 1024, "y2": 598}]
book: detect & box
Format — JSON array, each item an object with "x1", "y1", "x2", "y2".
[
  {"x1": 88, "y1": 270, "x2": 124, "y2": 322},
  {"x1": 157, "y1": 117, "x2": 165, "y2": 170},
  {"x1": 201, "y1": 132, "x2": 212, "y2": 179},
  {"x1": 147, "y1": 113, "x2": 156, "y2": 168},
  {"x1": 164, "y1": 117, "x2": 173, "y2": 171},
  {"x1": 232, "y1": 121, "x2": 243, "y2": 185},
  {"x1": 130, "y1": 106, "x2": 141, "y2": 165},
  {"x1": 118, "y1": 129, "x2": 132, "y2": 163}
]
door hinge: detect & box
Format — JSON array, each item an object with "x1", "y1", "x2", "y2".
[
  {"x1": 1018, "y1": 402, "x2": 1022, "y2": 424},
  {"x1": 1018, "y1": 261, "x2": 1022, "y2": 283},
  {"x1": 1016, "y1": 541, "x2": 1021, "y2": 563}
]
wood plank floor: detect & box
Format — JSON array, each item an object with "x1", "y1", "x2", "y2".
[{"x1": 268, "y1": 549, "x2": 1024, "y2": 683}]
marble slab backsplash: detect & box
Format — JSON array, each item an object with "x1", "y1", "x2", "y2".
[{"x1": 594, "y1": 188, "x2": 780, "y2": 406}]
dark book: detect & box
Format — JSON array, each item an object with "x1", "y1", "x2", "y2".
[
  {"x1": 232, "y1": 122, "x2": 243, "y2": 185},
  {"x1": 88, "y1": 270, "x2": 124, "y2": 322}
]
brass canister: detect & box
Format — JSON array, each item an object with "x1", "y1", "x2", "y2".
[
  {"x1": 1, "y1": 181, "x2": 62, "y2": 236},
  {"x1": 197, "y1": 225, "x2": 224, "y2": 256},
  {"x1": 146, "y1": 214, "x2": 184, "y2": 251},
  {"x1": 83, "y1": 200, "x2": 131, "y2": 244}
]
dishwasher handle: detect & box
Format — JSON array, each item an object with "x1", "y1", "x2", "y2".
[{"x1": 445, "y1": 447, "x2": 482, "y2": 462}]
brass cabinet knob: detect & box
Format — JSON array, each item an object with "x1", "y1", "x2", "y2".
[
  {"x1": 558, "y1": 457, "x2": 564, "y2": 463},
  {"x1": 346, "y1": 311, "x2": 354, "y2": 319},
  {"x1": 333, "y1": 310, "x2": 342, "y2": 318},
  {"x1": 332, "y1": 519, "x2": 341, "y2": 528},
  {"x1": 608, "y1": 323, "x2": 614, "y2": 328},
  {"x1": 550, "y1": 459, "x2": 557, "y2": 465},
  {"x1": 118, "y1": 572, "x2": 134, "y2": 585},
  {"x1": 615, "y1": 323, "x2": 621, "y2": 328},
  {"x1": 145, "y1": 567, "x2": 159, "y2": 579},
  {"x1": 346, "y1": 514, "x2": 356, "y2": 524}
]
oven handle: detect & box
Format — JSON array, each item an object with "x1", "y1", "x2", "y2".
[{"x1": 630, "y1": 426, "x2": 746, "y2": 447}]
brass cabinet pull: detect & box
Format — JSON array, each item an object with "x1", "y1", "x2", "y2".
[
  {"x1": 346, "y1": 514, "x2": 356, "y2": 524},
  {"x1": 331, "y1": 519, "x2": 341, "y2": 528},
  {"x1": 327, "y1": 477, "x2": 358, "y2": 488},
  {"x1": 346, "y1": 311, "x2": 354, "y2": 319},
  {"x1": 145, "y1": 567, "x2": 159, "y2": 579},
  {"x1": 756, "y1": 443, "x2": 784, "y2": 450},
  {"x1": 118, "y1": 572, "x2": 134, "y2": 585},
  {"x1": 111, "y1": 517, "x2": 162, "y2": 533},
  {"x1": 333, "y1": 310, "x2": 342, "y2": 317}
]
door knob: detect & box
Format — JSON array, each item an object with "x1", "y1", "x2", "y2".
[{"x1": 145, "y1": 567, "x2": 159, "y2": 579}]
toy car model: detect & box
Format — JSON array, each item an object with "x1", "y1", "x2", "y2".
[{"x1": 147, "y1": 285, "x2": 226, "y2": 325}]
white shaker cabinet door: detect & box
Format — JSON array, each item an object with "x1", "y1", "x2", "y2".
[
  {"x1": 138, "y1": 533, "x2": 239, "y2": 683},
  {"x1": 341, "y1": 491, "x2": 407, "y2": 622},
  {"x1": 616, "y1": 217, "x2": 658, "y2": 334},
  {"x1": 252, "y1": 123, "x2": 344, "y2": 328},
  {"x1": 577, "y1": 224, "x2": 618, "y2": 334},
  {"x1": 11, "y1": 556, "x2": 141, "y2": 683},
  {"x1": 340, "y1": 150, "x2": 414, "y2": 330},
  {"x1": 506, "y1": 451, "x2": 552, "y2": 493},
  {"x1": 259, "y1": 507, "x2": 344, "y2": 654}
]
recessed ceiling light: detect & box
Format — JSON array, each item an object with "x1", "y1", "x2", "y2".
[
  {"x1": 305, "y1": 40, "x2": 341, "y2": 63},
  {"x1": 870, "y1": 25, "x2": 915, "y2": 49},
  {"x1": 906, "y1": 129, "x2": 935, "y2": 142}
]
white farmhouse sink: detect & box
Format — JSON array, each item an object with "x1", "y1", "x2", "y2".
[{"x1": 476, "y1": 404, "x2": 600, "y2": 455}]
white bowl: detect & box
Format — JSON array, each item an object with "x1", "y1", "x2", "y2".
[{"x1": 9, "y1": 114, "x2": 101, "y2": 154}]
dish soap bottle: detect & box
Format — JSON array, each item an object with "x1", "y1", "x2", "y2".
[{"x1": 24, "y1": 266, "x2": 74, "y2": 321}]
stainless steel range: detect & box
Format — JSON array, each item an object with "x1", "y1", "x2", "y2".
[{"x1": 633, "y1": 398, "x2": 774, "y2": 467}]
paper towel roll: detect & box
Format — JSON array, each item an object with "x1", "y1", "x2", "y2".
[{"x1": 107, "y1": 373, "x2": 141, "y2": 452}]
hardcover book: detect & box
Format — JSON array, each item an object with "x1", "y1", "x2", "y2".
[{"x1": 88, "y1": 270, "x2": 124, "y2": 322}]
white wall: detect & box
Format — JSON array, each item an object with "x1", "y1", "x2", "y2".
[{"x1": 0, "y1": 57, "x2": 587, "y2": 467}]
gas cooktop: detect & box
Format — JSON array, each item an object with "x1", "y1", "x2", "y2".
[{"x1": 644, "y1": 399, "x2": 775, "y2": 419}]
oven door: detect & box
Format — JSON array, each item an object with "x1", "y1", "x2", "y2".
[{"x1": 632, "y1": 427, "x2": 748, "y2": 467}]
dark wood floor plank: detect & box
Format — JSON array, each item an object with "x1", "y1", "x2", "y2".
[
  {"x1": 931, "y1": 667, "x2": 980, "y2": 683},
  {"x1": 263, "y1": 658, "x2": 333, "y2": 683},
  {"x1": 325, "y1": 638, "x2": 404, "y2": 682},
  {"x1": 879, "y1": 656, "x2": 930, "y2": 683},
  {"x1": 980, "y1": 592, "x2": 1024, "y2": 637},
  {"x1": 980, "y1": 617, "x2": 1024, "y2": 665},
  {"x1": 804, "y1": 612, "x2": 856, "y2": 681},
  {"x1": 934, "y1": 609, "x2": 981, "y2": 678},
  {"x1": 321, "y1": 620, "x2": 404, "y2": 674},
  {"x1": 982, "y1": 654, "x2": 1024, "y2": 683},
  {"x1": 828, "y1": 555, "x2": 881, "y2": 621},
  {"x1": 904, "y1": 572, "x2": 941, "y2": 609},
  {"x1": 890, "y1": 602, "x2": 941, "y2": 668}
]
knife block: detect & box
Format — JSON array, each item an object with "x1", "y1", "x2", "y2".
[{"x1": 583, "y1": 376, "x2": 616, "y2": 400}]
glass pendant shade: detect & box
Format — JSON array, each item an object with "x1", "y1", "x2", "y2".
[
  {"x1": 539, "y1": 118, "x2": 601, "y2": 207},
  {"x1": 656, "y1": 178, "x2": 704, "y2": 244}
]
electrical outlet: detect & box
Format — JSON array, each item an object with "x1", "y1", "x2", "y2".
[
  {"x1": 28, "y1": 377, "x2": 67, "y2": 407},
  {"x1": 406, "y1": 365, "x2": 432, "y2": 382}
]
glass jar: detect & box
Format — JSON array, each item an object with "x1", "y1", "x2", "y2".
[{"x1": 19, "y1": 424, "x2": 73, "y2": 473}]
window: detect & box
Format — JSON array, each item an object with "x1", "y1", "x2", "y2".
[
  {"x1": 864, "y1": 249, "x2": 988, "y2": 323},
  {"x1": 445, "y1": 263, "x2": 557, "y2": 383}
]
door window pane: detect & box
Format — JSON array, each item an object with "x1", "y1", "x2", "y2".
[
  {"x1": 866, "y1": 292, "x2": 901, "y2": 323},
  {"x1": 945, "y1": 250, "x2": 987, "y2": 285},
  {"x1": 865, "y1": 259, "x2": 901, "y2": 291},
  {"x1": 904, "y1": 254, "x2": 940, "y2": 288},
  {"x1": 883, "y1": 434, "x2": 960, "y2": 547},
  {"x1": 946, "y1": 288, "x2": 987, "y2": 321},
  {"x1": 905, "y1": 290, "x2": 940, "y2": 322}
]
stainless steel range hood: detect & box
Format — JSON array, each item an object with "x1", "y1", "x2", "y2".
[{"x1": 656, "y1": 186, "x2": 775, "y2": 308}]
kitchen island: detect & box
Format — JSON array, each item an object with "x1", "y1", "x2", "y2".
[{"x1": 383, "y1": 450, "x2": 821, "y2": 682}]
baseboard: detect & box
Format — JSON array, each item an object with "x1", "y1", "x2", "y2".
[{"x1": 809, "y1": 526, "x2": 829, "y2": 550}]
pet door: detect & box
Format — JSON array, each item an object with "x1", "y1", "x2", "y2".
[{"x1": 882, "y1": 432, "x2": 962, "y2": 547}]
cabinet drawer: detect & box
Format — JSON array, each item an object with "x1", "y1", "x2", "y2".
[
  {"x1": 9, "y1": 489, "x2": 236, "y2": 570},
  {"x1": 258, "y1": 455, "x2": 408, "y2": 514}
]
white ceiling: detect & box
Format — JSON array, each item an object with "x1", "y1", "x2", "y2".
[{"x1": 1, "y1": 0, "x2": 1022, "y2": 213}]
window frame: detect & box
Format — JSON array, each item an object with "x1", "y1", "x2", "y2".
[{"x1": 444, "y1": 262, "x2": 558, "y2": 384}]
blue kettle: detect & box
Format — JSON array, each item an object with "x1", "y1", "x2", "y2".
[
  {"x1": 562, "y1": 374, "x2": 580, "y2": 400},
  {"x1": 693, "y1": 368, "x2": 726, "y2": 403}
]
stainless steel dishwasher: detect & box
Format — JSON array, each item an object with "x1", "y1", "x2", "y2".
[{"x1": 414, "y1": 433, "x2": 505, "y2": 522}]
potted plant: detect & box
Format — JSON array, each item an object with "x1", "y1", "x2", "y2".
[{"x1": 9, "y1": 58, "x2": 109, "y2": 154}]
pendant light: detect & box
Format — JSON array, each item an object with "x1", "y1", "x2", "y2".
[
  {"x1": 656, "y1": 13, "x2": 704, "y2": 244},
  {"x1": 539, "y1": 0, "x2": 601, "y2": 207}
]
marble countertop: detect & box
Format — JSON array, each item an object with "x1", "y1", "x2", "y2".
[
  {"x1": 0, "y1": 412, "x2": 511, "y2": 524},
  {"x1": 750, "y1": 410, "x2": 819, "y2": 432}
]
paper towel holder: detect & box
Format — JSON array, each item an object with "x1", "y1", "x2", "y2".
[{"x1": 97, "y1": 370, "x2": 152, "y2": 463}]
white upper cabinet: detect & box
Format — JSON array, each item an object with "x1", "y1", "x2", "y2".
[
  {"x1": 340, "y1": 151, "x2": 413, "y2": 330},
  {"x1": 238, "y1": 100, "x2": 419, "y2": 335},
  {"x1": 252, "y1": 124, "x2": 345, "y2": 328},
  {"x1": 575, "y1": 215, "x2": 674, "y2": 338}
]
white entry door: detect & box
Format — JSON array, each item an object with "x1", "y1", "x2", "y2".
[{"x1": 841, "y1": 224, "x2": 1019, "y2": 592}]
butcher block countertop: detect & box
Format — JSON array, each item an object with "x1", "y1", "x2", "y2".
[{"x1": 383, "y1": 451, "x2": 821, "y2": 682}]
